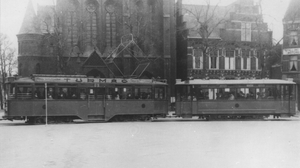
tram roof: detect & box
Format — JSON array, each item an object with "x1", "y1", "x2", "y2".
[
  {"x1": 176, "y1": 79, "x2": 296, "y2": 85},
  {"x1": 6, "y1": 76, "x2": 167, "y2": 85}
]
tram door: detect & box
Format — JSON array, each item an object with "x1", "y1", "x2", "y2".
[
  {"x1": 176, "y1": 86, "x2": 193, "y2": 118},
  {"x1": 86, "y1": 87, "x2": 106, "y2": 119}
]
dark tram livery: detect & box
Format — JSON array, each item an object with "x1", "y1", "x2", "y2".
[
  {"x1": 3, "y1": 74, "x2": 168, "y2": 123},
  {"x1": 2, "y1": 74, "x2": 298, "y2": 124},
  {"x1": 175, "y1": 79, "x2": 296, "y2": 120}
]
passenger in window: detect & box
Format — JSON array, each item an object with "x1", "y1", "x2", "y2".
[
  {"x1": 71, "y1": 93, "x2": 77, "y2": 99},
  {"x1": 80, "y1": 91, "x2": 86, "y2": 100},
  {"x1": 228, "y1": 93, "x2": 235, "y2": 100},
  {"x1": 59, "y1": 88, "x2": 68, "y2": 99},
  {"x1": 115, "y1": 93, "x2": 120, "y2": 100},
  {"x1": 237, "y1": 91, "x2": 245, "y2": 99},
  {"x1": 47, "y1": 88, "x2": 54, "y2": 99},
  {"x1": 127, "y1": 93, "x2": 133, "y2": 99}
]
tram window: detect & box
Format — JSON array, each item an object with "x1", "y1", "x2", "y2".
[
  {"x1": 194, "y1": 86, "x2": 205, "y2": 100},
  {"x1": 34, "y1": 85, "x2": 45, "y2": 99},
  {"x1": 16, "y1": 85, "x2": 33, "y2": 99},
  {"x1": 87, "y1": 88, "x2": 95, "y2": 100},
  {"x1": 216, "y1": 88, "x2": 234, "y2": 100},
  {"x1": 176, "y1": 86, "x2": 186, "y2": 101},
  {"x1": 135, "y1": 86, "x2": 152, "y2": 100},
  {"x1": 8, "y1": 84, "x2": 16, "y2": 99},
  {"x1": 154, "y1": 87, "x2": 165, "y2": 100},
  {"x1": 281, "y1": 85, "x2": 293, "y2": 100},
  {"x1": 95, "y1": 88, "x2": 105, "y2": 100},
  {"x1": 119, "y1": 87, "x2": 133, "y2": 100},
  {"x1": 46, "y1": 87, "x2": 56, "y2": 99},
  {"x1": 107, "y1": 87, "x2": 115, "y2": 100},
  {"x1": 79, "y1": 88, "x2": 87, "y2": 100},
  {"x1": 58, "y1": 88, "x2": 68, "y2": 99},
  {"x1": 236, "y1": 88, "x2": 248, "y2": 99}
]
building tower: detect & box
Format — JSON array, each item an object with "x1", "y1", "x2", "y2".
[{"x1": 17, "y1": 0, "x2": 44, "y2": 76}]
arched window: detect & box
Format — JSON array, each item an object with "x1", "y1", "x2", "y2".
[
  {"x1": 105, "y1": 0, "x2": 117, "y2": 48},
  {"x1": 67, "y1": 1, "x2": 79, "y2": 47},
  {"x1": 86, "y1": 0, "x2": 98, "y2": 46}
]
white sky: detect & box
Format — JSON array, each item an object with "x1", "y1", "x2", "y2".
[{"x1": 0, "y1": 0, "x2": 290, "y2": 50}]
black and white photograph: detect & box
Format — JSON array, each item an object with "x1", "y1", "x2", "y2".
[{"x1": 0, "y1": 0, "x2": 300, "y2": 167}]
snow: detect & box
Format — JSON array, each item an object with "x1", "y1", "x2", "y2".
[{"x1": 1, "y1": 112, "x2": 300, "y2": 168}]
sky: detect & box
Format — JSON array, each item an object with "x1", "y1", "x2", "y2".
[{"x1": 0, "y1": 0, "x2": 291, "y2": 50}]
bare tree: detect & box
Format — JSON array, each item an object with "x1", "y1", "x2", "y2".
[
  {"x1": 183, "y1": 1, "x2": 232, "y2": 71},
  {"x1": 40, "y1": 6, "x2": 73, "y2": 74},
  {"x1": 0, "y1": 33, "x2": 18, "y2": 109}
]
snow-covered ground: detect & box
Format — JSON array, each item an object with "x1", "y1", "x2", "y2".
[{"x1": 1, "y1": 113, "x2": 300, "y2": 168}]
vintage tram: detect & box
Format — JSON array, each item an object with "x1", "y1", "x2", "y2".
[
  {"x1": 3, "y1": 74, "x2": 168, "y2": 124},
  {"x1": 175, "y1": 79, "x2": 296, "y2": 120}
]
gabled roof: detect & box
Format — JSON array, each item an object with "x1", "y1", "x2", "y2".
[
  {"x1": 82, "y1": 51, "x2": 106, "y2": 67},
  {"x1": 19, "y1": 0, "x2": 42, "y2": 34},
  {"x1": 283, "y1": 0, "x2": 300, "y2": 22}
]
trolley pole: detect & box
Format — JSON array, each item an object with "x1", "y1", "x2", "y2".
[{"x1": 45, "y1": 83, "x2": 48, "y2": 125}]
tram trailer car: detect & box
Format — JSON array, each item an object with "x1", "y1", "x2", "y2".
[
  {"x1": 3, "y1": 75, "x2": 168, "y2": 124},
  {"x1": 175, "y1": 79, "x2": 297, "y2": 120}
]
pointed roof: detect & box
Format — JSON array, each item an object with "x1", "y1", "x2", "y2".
[
  {"x1": 19, "y1": 0, "x2": 42, "y2": 34},
  {"x1": 82, "y1": 51, "x2": 106, "y2": 67},
  {"x1": 283, "y1": 0, "x2": 300, "y2": 22}
]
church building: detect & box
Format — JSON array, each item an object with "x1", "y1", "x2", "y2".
[{"x1": 17, "y1": 0, "x2": 177, "y2": 93}]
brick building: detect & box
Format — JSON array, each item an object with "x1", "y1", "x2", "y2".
[
  {"x1": 177, "y1": 0, "x2": 272, "y2": 80},
  {"x1": 282, "y1": 0, "x2": 300, "y2": 106},
  {"x1": 18, "y1": 0, "x2": 177, "y2": 95}
]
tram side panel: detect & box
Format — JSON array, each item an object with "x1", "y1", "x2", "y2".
[
  {"x1": 7, "y1": 100, "x2": 89, "y2": 120},
  {"x1": 196, "y1": 100, "x2": 295, "y2": 116},
  {"x1": 176, "y1": 100, "x2": 295, "y2": 118},
  {"x1": 104, "y1": 100, "x2": 168, "y2": 121}
]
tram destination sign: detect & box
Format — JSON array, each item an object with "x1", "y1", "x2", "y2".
[
  {"x1": 33, "y1": 77, "x2": 158, "y2": 84},
  {"x1": 283, "y1": 48, "x2": 300, "y2": 55}
]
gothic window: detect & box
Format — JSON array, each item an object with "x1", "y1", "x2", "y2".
[
  {"x1": 193, "y1": 49, "x2": 203, "y2": 69},
  {"x1": 289, "y1": 31, "x2": 298, "y2": 46},
  {"x1": 290, "y1": 56, "x2": 298, "y2": 71},
  {"x1": 225, "y1": 49, "x2": 235, "y2": 70},
  {"x1": 86, "y1": 0, "x2": 98, "y2": 46},
  {"x1": 105, "y1": 1, "x2": 116, "y2": 48},
  {"x1": 241, "y1": 22, "x2": 251, "y2": 42},
  {"x1": 67, "y1": 2, "x2": 78, "y2": 47}
]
